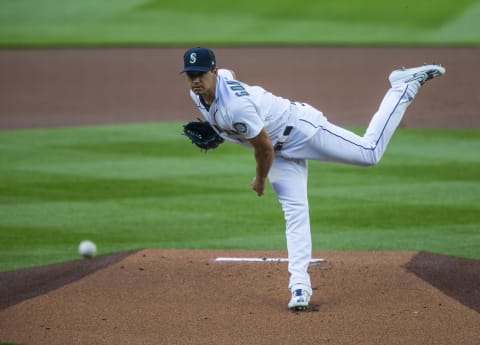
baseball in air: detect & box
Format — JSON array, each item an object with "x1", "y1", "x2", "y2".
[{"x1": 78, "y1": 240, "x2": 97, "y2": 258}]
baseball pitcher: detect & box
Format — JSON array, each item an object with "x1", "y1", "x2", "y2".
[{"x1": 181, "y1": 47, "x2": 445, "y2": 310}]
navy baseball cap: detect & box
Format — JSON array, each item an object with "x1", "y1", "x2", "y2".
[{"x1": 182, "y1": 47, "x2": 216, "y2": 73}]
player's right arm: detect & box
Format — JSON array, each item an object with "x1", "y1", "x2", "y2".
[{"x1": 249, "y1": 128, "x2": 274, "y2": 197}]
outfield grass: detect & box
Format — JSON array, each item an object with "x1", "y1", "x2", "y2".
[
  {"x1": 0, "y1": 0, "x2": 479, "y2": 46},
  {"x1": 0, "y1": 122, "x2": 479, "y2": 271}
]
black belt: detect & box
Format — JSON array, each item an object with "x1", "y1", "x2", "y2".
[{"x1": 273, "y1": 126, "x2": 293, "y2": 151}]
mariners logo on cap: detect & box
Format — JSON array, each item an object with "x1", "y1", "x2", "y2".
[{"x1": 182, "y1": 47, "x2": 216, "y2": 73}]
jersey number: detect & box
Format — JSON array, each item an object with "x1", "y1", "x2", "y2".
[{"x1": 227, "y1": 80, "x2": 249, "y2": 97}]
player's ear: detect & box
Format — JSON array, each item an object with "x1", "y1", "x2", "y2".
[{"x1": 212, "y1": 67, "x2": 218, "y2": 75}]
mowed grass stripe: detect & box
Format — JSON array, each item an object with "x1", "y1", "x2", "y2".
[
  {"x1": 0, "y1": 0, "x2": 479, "y2": 45},
  {"x1": 0, "y1": 122, "x2": 479, "y2": 270}
]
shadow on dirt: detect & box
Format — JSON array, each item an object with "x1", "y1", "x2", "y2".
[
  {"x1": 404, "y1": 251, "x2": 480, "y2": 313},
  {"x1": 0, "y1": 250, "x2": 139, "y2": 311}
]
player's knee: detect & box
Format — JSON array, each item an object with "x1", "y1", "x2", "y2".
[{"x1": 360, "y1": 152, "x2": 381, "y2": 167}]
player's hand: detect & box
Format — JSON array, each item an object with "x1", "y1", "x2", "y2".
[{"x1": 251, "y1": 177, "x2": 265, "y2": 197}]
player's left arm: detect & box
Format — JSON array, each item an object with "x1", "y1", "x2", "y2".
[{"x1": 249, "y1": 128, "x2": 274, "y2": 197}]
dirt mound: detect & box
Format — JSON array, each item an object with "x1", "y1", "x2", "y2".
[{"x1": 0, "y1": 249, "x2": 478, "y2": 345}]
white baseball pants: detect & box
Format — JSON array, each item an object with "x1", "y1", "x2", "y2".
[{"x1": 268, "y1": 82, "x2": 419, "y2": 291}]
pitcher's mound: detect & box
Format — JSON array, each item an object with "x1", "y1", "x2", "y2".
[{"x1": 1, "y1": 249, "x2": 479, "y2": 345}]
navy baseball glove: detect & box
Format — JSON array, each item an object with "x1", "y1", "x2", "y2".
[{"x1": 183, "y1": 119, "x2": 224, "y2": 151}]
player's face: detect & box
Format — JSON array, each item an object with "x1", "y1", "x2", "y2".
[{"x1": 186, "y1": 69, "x2": 217, "y2": 99}]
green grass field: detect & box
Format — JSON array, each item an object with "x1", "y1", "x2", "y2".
[
  {"x1": 0, "y1": 0, "x2": 480, "y2": 46},
  {"x1": 0, "y1": 0, "x2": 479, "y2": 273},
  {"x1": 1, "y1": 122, "x2": 479, "y2": 271}
]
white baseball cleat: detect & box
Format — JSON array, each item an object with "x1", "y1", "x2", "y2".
[
  {"x1": 389, "y1": 64, "x2": 446, "y2": 87},
  {"x1": 288, "y1": 288, "x2": 311, "y2": 311}
]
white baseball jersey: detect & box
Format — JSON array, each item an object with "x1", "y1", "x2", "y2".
[{"x1": 189, "y1": 69, "x2": 325, "y2": 152}]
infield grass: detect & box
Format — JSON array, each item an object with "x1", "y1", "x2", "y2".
[
  {"x1": 0, "y1": 122, "x2": 479, "y2": 271},
  {"x1": 0, "y1": 0, "x2": 480, "y2": 46}
]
